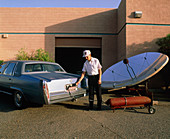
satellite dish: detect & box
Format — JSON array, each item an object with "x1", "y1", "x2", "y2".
[{"x1": 101, "y1": 52, "x2": 169, "y2": 89}]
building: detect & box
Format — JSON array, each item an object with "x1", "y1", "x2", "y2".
[{"x1": 0, "y1": 0, "x2": 170, "y2": 74}]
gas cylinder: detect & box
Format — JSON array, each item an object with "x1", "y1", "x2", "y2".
[{"x1": 106, "y1": 96, "x2": 151, "y2": 108}]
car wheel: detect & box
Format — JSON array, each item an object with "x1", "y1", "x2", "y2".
[{"x1": 14, "y1": 91, "x2": 26, "y2": 109}]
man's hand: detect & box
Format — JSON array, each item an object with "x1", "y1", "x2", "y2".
[
  {"x1": 98, "y1": 68, "x2": 102, "y2": 85},
  {"x1": 98, "y1": 79, "x2": 101, "y2": 85},
  {"x1": 76, "y1": 72, "x2": 85, "y2": 86},
  {"x1": 76, "y1": 81, "x2": 80, "y2": 86}
]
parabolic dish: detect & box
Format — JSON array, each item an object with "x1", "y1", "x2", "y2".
[{"x1": 101, "y1": 52, "x2": 169, "y2": 89}]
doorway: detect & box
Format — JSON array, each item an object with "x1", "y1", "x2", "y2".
[{"x1": 55, "y1": 47, "x2": 101, "y2": 74}]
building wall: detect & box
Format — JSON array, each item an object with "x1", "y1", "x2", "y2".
[
  {"x1": 117, "y1": 0, "x2": 126, "y2": 32},
  {"x1": 126, "y1": 25, "x2": 170, "y2": 57},
  {"x1": 0, "y1": 34, "x2": 45, "y2": 60},
  {"x1": 124, "y1": 0, "x2": 170, "y2": 88},
  {"x1": 0, "y1": 1, "x2": 169, "y2": 72},
  {"x1": 0, "y1": 8, "x2": 117, "y2": 33},
  {"x1": 102, "y1": 35, "x2": 117, "y2": 69},
  {"x1": 126, "y1": 0, "x2": 170, "y2": 24},
  {"x1": 0, "y1": 7, "x2": 117, "y2": 71},
  {"x1": 117, "y1": 0, "x2": 126, "y2": 61},
  {"x1": 125, "y1": 0, "x2": 170, "y2": 57}
]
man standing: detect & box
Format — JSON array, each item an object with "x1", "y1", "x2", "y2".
[{"x1": 76, "y1": 50, "x2": 102, "y2": 110}]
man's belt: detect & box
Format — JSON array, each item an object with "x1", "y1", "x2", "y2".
[{"x1": 88, "y1": 74, "x2": 99, "y2": 77}]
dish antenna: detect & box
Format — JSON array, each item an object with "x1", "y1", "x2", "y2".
[{"x1": 101, "y1": 52, "x2": 169, "y2": 90}]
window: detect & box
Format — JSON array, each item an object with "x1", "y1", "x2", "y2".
[
  {"x1": 25, "y1": 63, "x2": 64, "y2": 72},
  {"x1": 42, "y1": 64, "x2": 64, "y2": 72},
  {"x1": 0, "y1": 62, "x2": 8, "y2": 74},
  {"x1": 3, "y1": 63, "x2": 16, "y2": 76}
]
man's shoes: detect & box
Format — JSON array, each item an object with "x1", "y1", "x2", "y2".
[
  {"x1": 97, "y1": 102, "x2": 102, "y2": 110},
  {"x1": 87, "y1": 105, "x2": 93, "y2": 111},
  {"x1": 97, "y1": 106, "x2": 101, "y2": 110},
  {"x1": 87, "y1": 107, "x2": 93, "y2": 111},
  {"x1": 88, "y1": 102, "x2": 93, "y2": 111},
  {"x1": 87, "y1": 102, "x2": 102, "y2": 111}
]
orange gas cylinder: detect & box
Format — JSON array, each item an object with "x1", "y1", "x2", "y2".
[{"x1": 106, "y1": 96, "x2": 151, "y2": 108}]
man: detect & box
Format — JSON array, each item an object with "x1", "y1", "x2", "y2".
[{"x1": 76, "y1": 50, "x2": 102, "y2": 110}]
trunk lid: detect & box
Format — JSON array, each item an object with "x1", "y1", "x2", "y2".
[{"x1": 26, "y1": 72, "x2": 80, "y2": 81}]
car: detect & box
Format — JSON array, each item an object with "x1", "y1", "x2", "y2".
[{"x1": 0, "y1": 60, "x2": 87, "y2": 109}]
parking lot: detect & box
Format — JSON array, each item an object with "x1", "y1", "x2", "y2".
[{"x1": 0, "y1": 91, "x2": 170, "y2": 139}]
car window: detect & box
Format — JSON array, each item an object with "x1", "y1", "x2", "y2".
[
  {"x1": 42, "y1": 64, "x2": 64, "y2": 72},
  {"x1": 25, "y1": 64, "x2": 64, "y2": 72},
  {"x1": 0, "y1": 62, "x2": 8, "y2": 74},
  {"x1": 3, "y1": 63, "x2": 16, "y2": 76}
]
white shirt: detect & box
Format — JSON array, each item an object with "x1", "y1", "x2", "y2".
[{"x1": 82, "y1": 57, "x2": 102, "y2": 75}]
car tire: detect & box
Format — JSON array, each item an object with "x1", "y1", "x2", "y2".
[{"x1": 13, "y1": 91, "x2": 26, "y2": 109}]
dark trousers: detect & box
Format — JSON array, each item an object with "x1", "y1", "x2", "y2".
[{"x1": 88, "y1": 75, "x2": 102, "y2": 106}]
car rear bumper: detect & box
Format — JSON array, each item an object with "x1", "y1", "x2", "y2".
[{"x1": 46, "y1": 88, "x2": 87, "y2": 104}]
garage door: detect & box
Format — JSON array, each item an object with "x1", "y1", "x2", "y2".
[{"x1": 55, "y1": 37, "x2": 102, "y2": 74}]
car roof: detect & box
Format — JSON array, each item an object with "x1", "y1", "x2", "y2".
[{"x1": 4, "y1": 60, "x2": 57, "y2": 64}]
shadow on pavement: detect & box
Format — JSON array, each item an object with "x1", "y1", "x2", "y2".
[
  {"x1": 56, "y1": 102, "x2": 88, "y2": 111},
  {"x1": 56, "y1": 102, "x2": 111, "y2": 111},
  {"x1": 0, "y1": 93, "x2": 16, "y2": 112},
  {"x1": 0, "y1": 93, "x2": 43, "y2": 112},
  {"x1": 153, "y1": 91, "x2": 170, "y2": 102},
  {"x1": 124, "y1": 108, "x2": 151, "y2": 115}
]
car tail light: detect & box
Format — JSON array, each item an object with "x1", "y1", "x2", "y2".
[{"x1": 43, "y1": 80, "x2": 50, "y2": 104}]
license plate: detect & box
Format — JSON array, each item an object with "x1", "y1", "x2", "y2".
[{"x1": 68, "y1": 86, "x2": 77, "y2": 92}]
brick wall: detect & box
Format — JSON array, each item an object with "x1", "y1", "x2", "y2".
[
  {"x1": 117, "y1": 0, "x2": 126, "y2": 61},
  {"x1": 0, "y1": 7, "x2": 117, "y2": 68},
  {"x1": 0, "y1": 34, "x2": 45, "y2": 60},
  {"x1": 0, "y1": 1, "x2": 169, "y2": 73},
  {"x1": 125, "y1": 0, "x2": 170, "y2": 57},
  {"x1": 126, "y1": 0, "x2": 170, "y2": 24},
  {"x1": 0, "y1": 8, "x2": 117, "y2": 33}
]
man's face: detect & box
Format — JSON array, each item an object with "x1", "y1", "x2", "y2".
[{"x1": 85, "y1": 55, "x2": 91, "y2": 61}]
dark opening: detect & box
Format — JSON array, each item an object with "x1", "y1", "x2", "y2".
[{"x1": 55, "y1": 48, "x2": 101, "y2": 74}]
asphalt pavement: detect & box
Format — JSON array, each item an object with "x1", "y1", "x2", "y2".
[{"x1": 0, "y1": 90, "x2": 169, "y2": 139}]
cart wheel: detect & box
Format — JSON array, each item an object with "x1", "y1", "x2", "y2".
[
  {"x1": 148, "y1": 106, "x2": 156, "y2": 114},
  {"x1": 71, "y1": 98, "x2": 77, "y2": 102}
]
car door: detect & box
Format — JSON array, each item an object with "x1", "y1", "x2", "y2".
[
  {"x1": 0, "y1": 62, "x2": 17, "y2": 93},
  {"x1": 0, "y1": 62, "x2": 9, "y2": 92}
]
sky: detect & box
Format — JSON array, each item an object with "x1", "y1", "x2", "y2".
[{"x1": 0, "y1": 0, "x2": 121, "y2": 8}]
